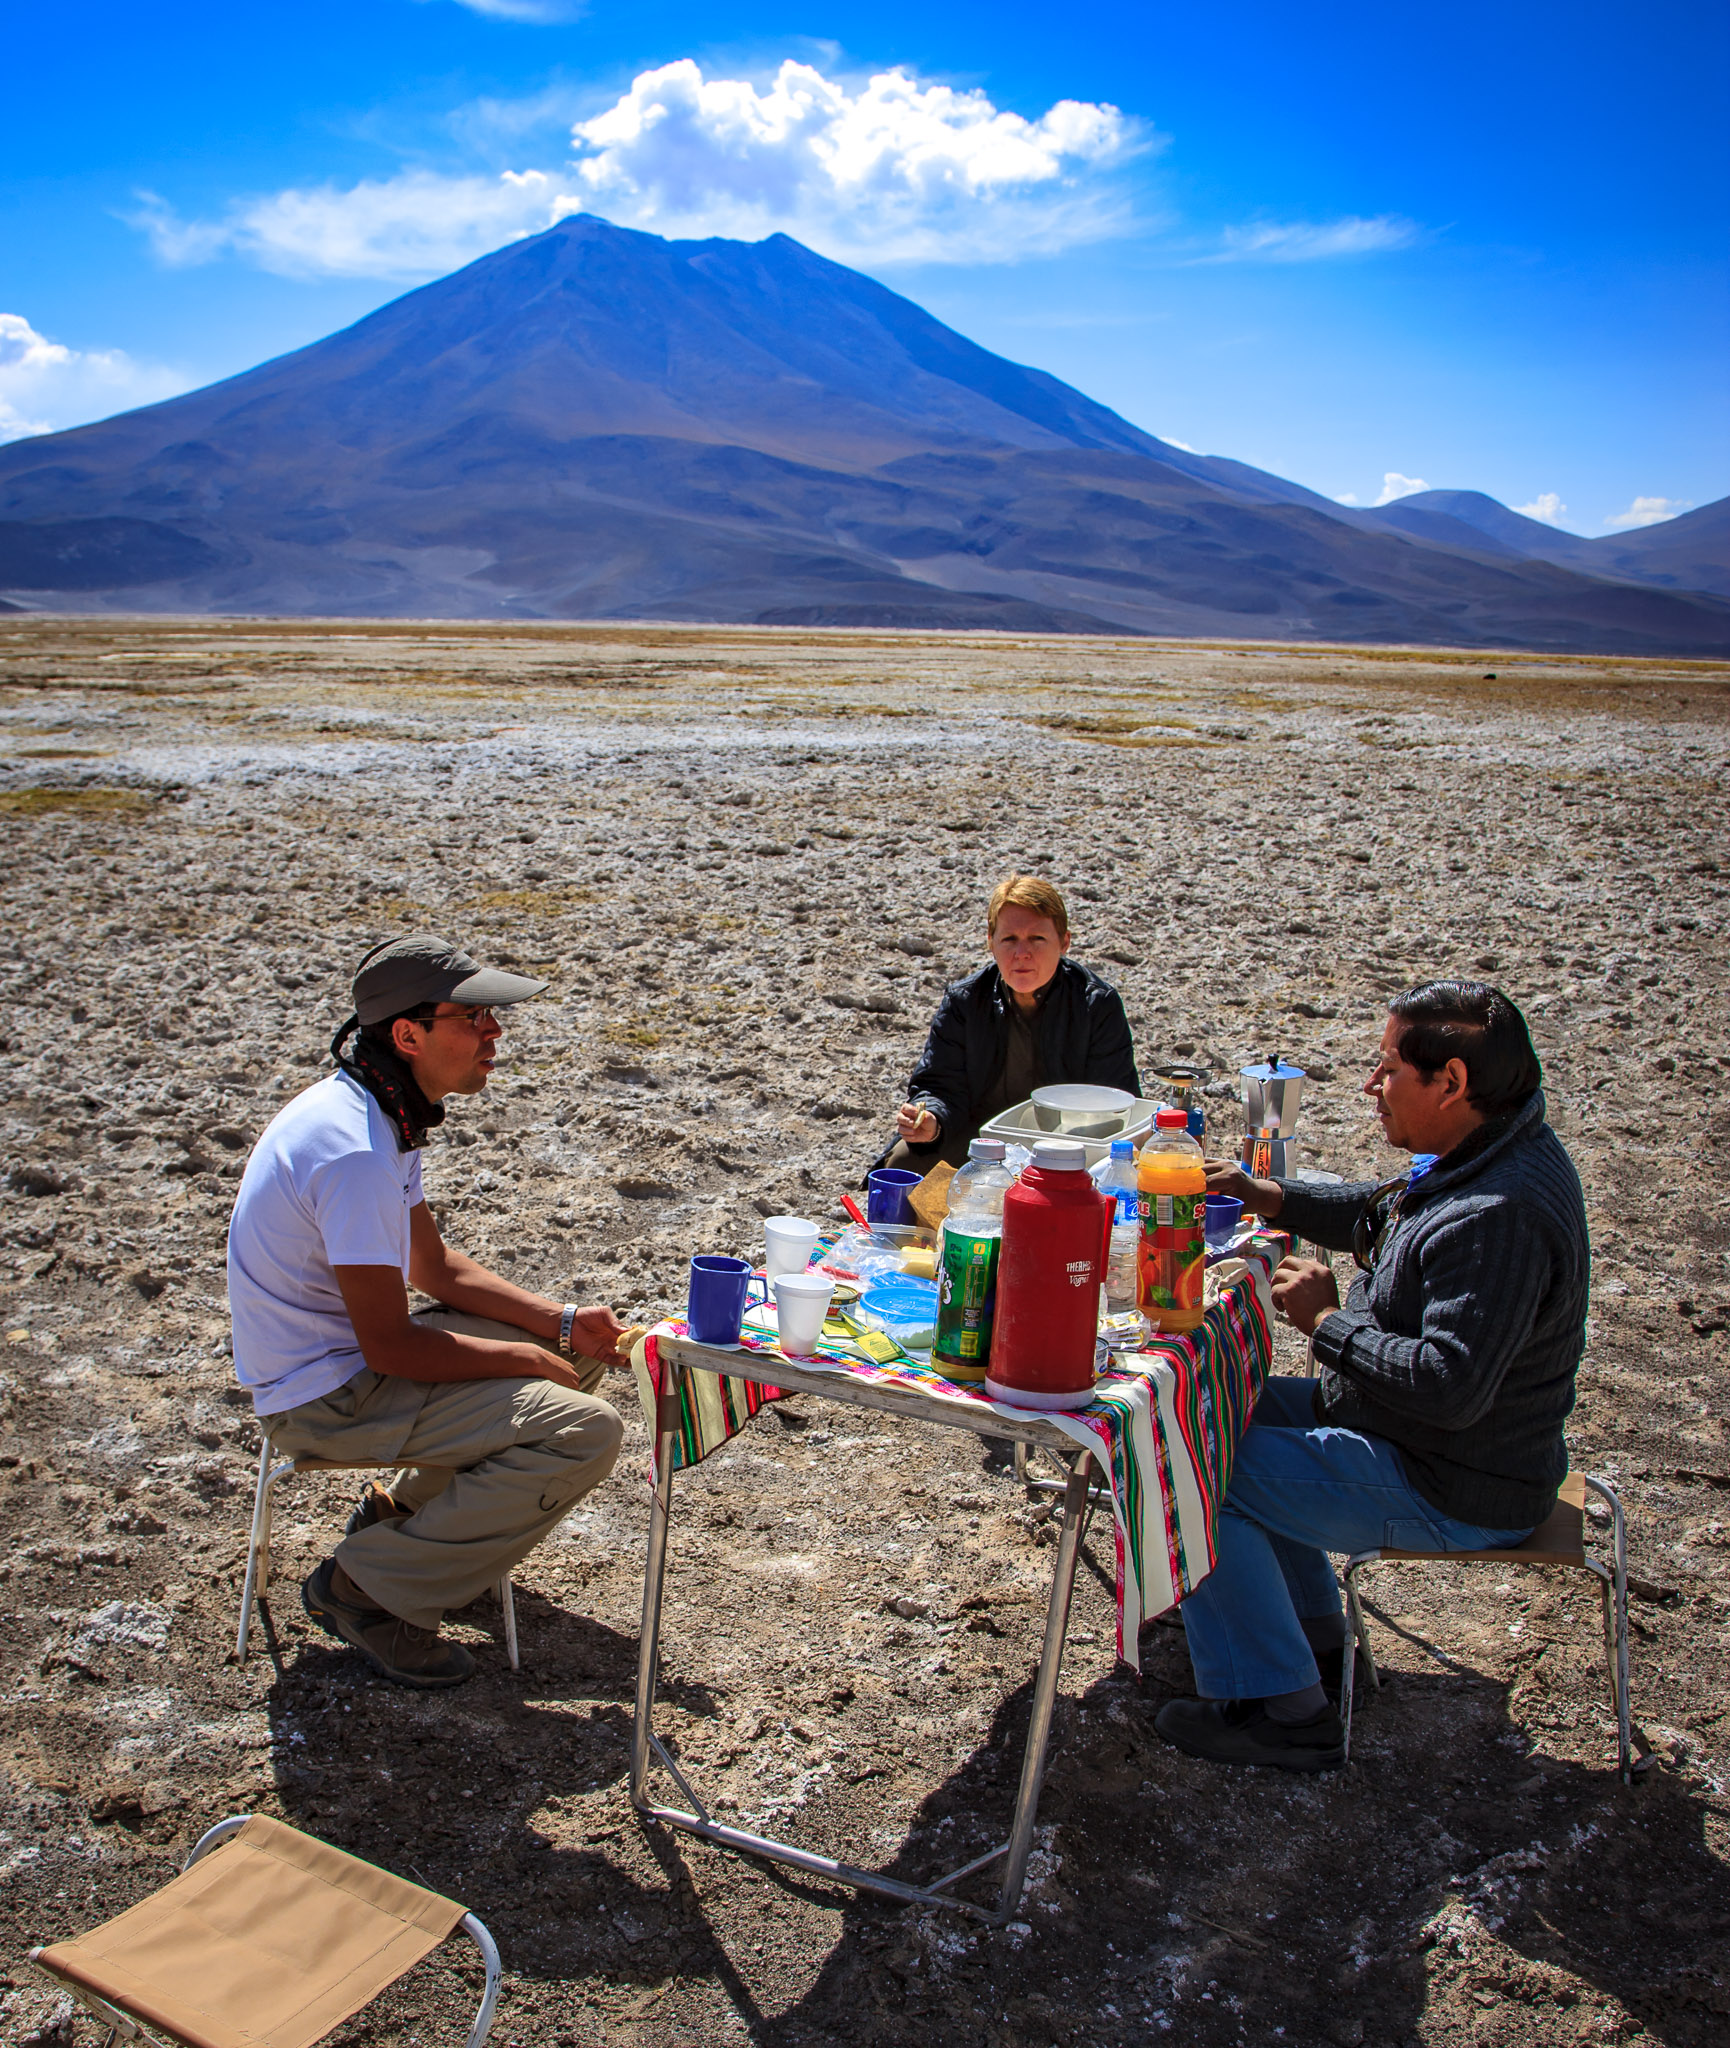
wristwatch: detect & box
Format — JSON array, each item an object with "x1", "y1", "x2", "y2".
[{"x1": 557, "y1": 1303, "x2": 580, "y2": 1356}]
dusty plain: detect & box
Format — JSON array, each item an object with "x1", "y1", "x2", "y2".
[{"x1": 0, "y1": 616, "x2": 1727, "y2": 2048}]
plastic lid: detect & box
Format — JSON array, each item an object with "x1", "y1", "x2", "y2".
[
  {"x1": 1109, "y1": 1137, "x2": 1135, "y2": 1158},
  {"x1": 968, "y1": 1137, "x2": 1008, "y2": 1162},
  {"x1": 1155, "y1": 1108, "x2": 1189, "y2": 1129},
  {"x1": 1029, "y1": 1138, "x2": 1088, "y2": 1172}
]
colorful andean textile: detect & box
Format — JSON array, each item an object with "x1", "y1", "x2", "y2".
[{"x1": 633, "y1": 1230, "x2": 1287, "y2": 1670}]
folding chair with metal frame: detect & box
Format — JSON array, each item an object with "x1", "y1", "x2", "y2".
[
  {"x1": 1340, "y1": 1470, "x2": 1632, "y2": 1781},
  {"x1": 238, "y1": 1435, "x2": 518, "y2": 1675},
  {"x1": 30, "y1": 1812, "x2": 501, "y2": 2048}
]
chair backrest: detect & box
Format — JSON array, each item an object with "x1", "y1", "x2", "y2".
[{"x1": 36, "y1": 1815, "x2": 466, "y2": 2048}]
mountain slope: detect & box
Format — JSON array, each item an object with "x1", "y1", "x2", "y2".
[
  {"x1": 1364, "y1": 488, "x2": 1730, "y2": 601},
  {"x1": 1, "y1": 216, "x2": 1725, "y2": 651}
]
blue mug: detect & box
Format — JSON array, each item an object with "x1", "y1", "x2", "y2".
[
  {"x1": 1204, "y1": 1192, "x2": 1245, "y2": 1249},
  {"x1": 867, "y1": 1167, "x2": 922, "y2": 1226},
  {"x1": 687, "y1": 1255, "x2": 766, "y2": 1347}
]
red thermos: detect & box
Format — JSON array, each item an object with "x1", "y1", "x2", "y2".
[{"x1": 986, "y1": 1139, "x2": 1109, "y2": 1410}]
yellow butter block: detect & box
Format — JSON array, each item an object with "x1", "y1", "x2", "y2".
[{"x1": 900, "y1": 1247, "x2": 937, "y2": 1279}]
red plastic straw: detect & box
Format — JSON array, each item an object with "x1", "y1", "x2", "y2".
[{"x1": 841, "y1": 1193, "x2": 869, "y2": 1229}]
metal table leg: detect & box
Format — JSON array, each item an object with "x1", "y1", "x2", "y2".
[
  {"x1": 631, "y1": 1357, "x2": 681, "y2": 1806},
  {"x1": 994, "y1": 1454, "x2": 1091, "y2": 1921},
  {"x1": 631, "y1": 1422, "x2": 1096, "y2": 1925}
]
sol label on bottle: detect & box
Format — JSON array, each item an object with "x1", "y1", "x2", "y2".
[{"x1": 1140, "y1": 1188, "x2": 1205, "y2": 1318}]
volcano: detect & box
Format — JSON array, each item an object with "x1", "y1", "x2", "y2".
[{"x1": 1, "y1": 215, "x2": 1725, "y2": 651}]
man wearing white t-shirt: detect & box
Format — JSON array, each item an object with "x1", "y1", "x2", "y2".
[{"x1": 228, "y1": 934, "x2": 627, "y2": 1688}]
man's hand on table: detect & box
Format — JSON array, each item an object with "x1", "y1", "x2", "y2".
[
  {"x1": 1270, "y1": 1257, "x2": 1341, "y2": 1335},
  {"x1": 1203, "y1": 1158, "x2": 1284, "y2": 1218},
  {"x1": 896, "y1": 1102, "x2": 939, "y2": 1146}
]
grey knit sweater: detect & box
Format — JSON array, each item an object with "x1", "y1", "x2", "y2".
[{"x1": 1275, "y1": 1090, "x2": 1589, "y2": 1530}]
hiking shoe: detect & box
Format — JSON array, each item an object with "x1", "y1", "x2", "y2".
[
  {"x1": 301, "y1": 1559, "x2": 474, "y2": 1689},
  {"x1": 1154, "y1": 1696, "x2": 1346, "y2": 1773},
  {"x1": 343, "y1": 1481, "x2": 409, "y2": 1538},
  {"x1": 1317, "y1": 1643, "x2": 1375, "y2": 1710}
]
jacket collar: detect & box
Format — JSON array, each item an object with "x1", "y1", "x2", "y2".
[{"x1": 1407, "y1": 1088, "x2": 1547, "y2": 1203}]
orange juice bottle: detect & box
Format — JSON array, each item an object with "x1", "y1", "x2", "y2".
[{"x1": 1138, "y1": 1109, "x2": 1207, "y2": 1334}]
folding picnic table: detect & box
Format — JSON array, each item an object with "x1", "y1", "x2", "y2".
[
  {"x1": 630, "y1": 1337, "x2": 1103, "y2": 1925},
  {"x1": 629, "y1": 1237, "x2": 1283, "y2": 1926}
]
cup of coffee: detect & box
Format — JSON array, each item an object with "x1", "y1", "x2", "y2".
[
  {"x1": 773, "y1": 1272, "x2": 836, "y2": 1357},
  {"x1": 1204, "y1": 1192, "x2": 1245, "y2": 1250},
  {"x1": 687, "y1": 1255, "x2": 764, "y2": 1346},
  {"x1": 866, "y1": 1167, "x2": 921, "y2": 1226},
  {"x1": 764, "y1": 1215, "x2": 821, "y2": 1279}
]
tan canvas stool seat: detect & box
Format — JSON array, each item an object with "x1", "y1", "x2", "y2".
[
  {"x1": 1341, "y1": 1470, "x2": 1632, "y2": 1780},
  {"x1": 238, "y1": 1436, "x2": 519, "y2": 1674},
  {"x1": 30, "y1": 1813, "x2": 500, "y2": 2048}
]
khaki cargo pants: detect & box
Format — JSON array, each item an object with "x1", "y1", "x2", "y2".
[{"x1": 268, "y1": 1311, "x2": 624, "y2": 1632}]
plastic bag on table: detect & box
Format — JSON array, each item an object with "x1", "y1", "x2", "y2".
[{"x1": 816, "y1": 1221, "x2": 937, "y2": 1285}]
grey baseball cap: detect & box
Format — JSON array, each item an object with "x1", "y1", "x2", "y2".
[{"x1": 352, "y1": 934, "x2": 548, "y2": 1026}]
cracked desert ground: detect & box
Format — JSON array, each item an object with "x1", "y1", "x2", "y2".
[{"x1": 1, "y1": 617, "x2": 1727, "y2": 2048}]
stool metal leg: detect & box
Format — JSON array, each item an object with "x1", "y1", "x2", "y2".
[
  {"x1": 1340, "y1": 1554, "x2": 1381, "y2": 1767},
  {"x1": 1584, "y1": 1474, "x2": 1632, "y2": 1783},
  {"x1": 237, "y1": 1440, "x2": 295, "y2": 1665},
  {"x1": 498, "y1": 1576, "x2": 519, "y2": 1673}
]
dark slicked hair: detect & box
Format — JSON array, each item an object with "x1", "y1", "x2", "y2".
[{"x1": 1388, "y1": 981, "x2": 1542, "y2": 1118}]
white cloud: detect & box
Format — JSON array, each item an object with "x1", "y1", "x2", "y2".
[
  {"x1": 1601, "y1": 494, "x2": 1693, "y2": 531},
  {"x1": 1208, "y1": 215, "x2": 1420, "y2": 263},
  {"x1": 130, "y1": 170, "x2": 566, "y2": 282},
  {"x1": 1374, "y1": 471, "x2": 1430, "y2": 505},
  {"x1": 1514, "y1": 491, "x2": 1567, "y2": 524},
  {"x1": 130, "y1": 59, "x2": 1149, "y2": 281},
  {"x1": 0, "y1": 313, "x2": 191, "y2": 444},
  {"x1": 1334, "y1": 492, "x2": 1361, "y2": 505},
  {"x1": 563, "y1": 59, "x2": 1146, "y2": 262},
  {"x1": 429, "y1": 0, "x2": 588, "y2": 18}
]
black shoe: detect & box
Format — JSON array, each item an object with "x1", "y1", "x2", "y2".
[
  {"x1": 1316, "y1": 1644, "x2": 1375, "y2": 1709},
  {"x1": 301, "y1": 1559, "x2": 475, "y2": 1689},
  {"x1": 343, "y1": 1480, "x2": 409, "y2": 1538},
  {"x1": 1154, "y1": 1696, "x2": 1346, "y2": 1772}
]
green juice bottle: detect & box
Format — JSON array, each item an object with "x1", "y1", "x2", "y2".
[{"x1": 934, "y1": 1137, "x2": 1013, "y2": 1381}]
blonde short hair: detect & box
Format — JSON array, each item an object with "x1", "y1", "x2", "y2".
[{"x1": 987, "y1": 874, "x2": 1069, "y2": 940}]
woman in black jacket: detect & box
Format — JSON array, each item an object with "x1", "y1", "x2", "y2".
[{"x1": 884, "y1": 875, "x2": 1142, "y2": 1171}]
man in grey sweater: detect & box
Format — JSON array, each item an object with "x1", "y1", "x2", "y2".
[{"x1": 1156, "y1": 981, "x2": 1589, "y2": 1772}]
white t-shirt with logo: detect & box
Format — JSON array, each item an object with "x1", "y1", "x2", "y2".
[{"x1": 227, "y1": 1069, "x2": 424, "y2": 1416}]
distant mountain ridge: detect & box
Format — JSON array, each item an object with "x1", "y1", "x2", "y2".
[{"x1": 0, "y1": 215, "x2": 1725, "y2": 652}]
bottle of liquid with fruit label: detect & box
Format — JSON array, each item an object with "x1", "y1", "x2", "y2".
[
  {"x1": 933, "y1": 1137, "x2": 1013, "y2": 1381},
  {"x1": 1138, "y1": 1108, "x2": 1206, "y2": 1335}
]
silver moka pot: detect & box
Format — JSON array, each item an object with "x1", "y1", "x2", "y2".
[{"x1": 1240, "y1": 1055, "x2": 1305, "y2": 1180}]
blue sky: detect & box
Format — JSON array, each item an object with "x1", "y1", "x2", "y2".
[{"x1": 3, "y1": 1, "x2": 1725, "y2": 534}]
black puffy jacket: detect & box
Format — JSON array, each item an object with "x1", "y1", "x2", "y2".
[{"x1": 907, "y1": 957, "x2": 1141, "y2": 1145}]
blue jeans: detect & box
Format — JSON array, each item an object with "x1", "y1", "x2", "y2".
[{"x1": 1178, "y1": 1376, "x2": 1533, "y2": 1701}]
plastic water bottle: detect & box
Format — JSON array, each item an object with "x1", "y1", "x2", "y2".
[
  {"x1": 934, "y1": 1138, "x2": 1013, "y2": 1381},
  {"x1": 1098, "y1": 1137, "x2": 1141, "y2": 1314}
]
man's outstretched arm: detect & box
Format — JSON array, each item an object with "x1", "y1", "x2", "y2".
[{"x1": 406, "y1": 1202, "x2": 627, "y2": 1361}]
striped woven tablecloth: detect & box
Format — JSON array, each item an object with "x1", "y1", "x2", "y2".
[{"x1": 633, "y1": 1229, "x2": 1288, "y2": 1670}]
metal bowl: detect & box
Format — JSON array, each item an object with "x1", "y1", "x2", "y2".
[{"x1": 1030, "y1": 1084, "x2": 1137, "y2": 1133}]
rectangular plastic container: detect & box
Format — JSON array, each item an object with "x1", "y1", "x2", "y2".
[{"x1": 979, "y1": 1096, "x2": 1163, "y2": 1169}]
